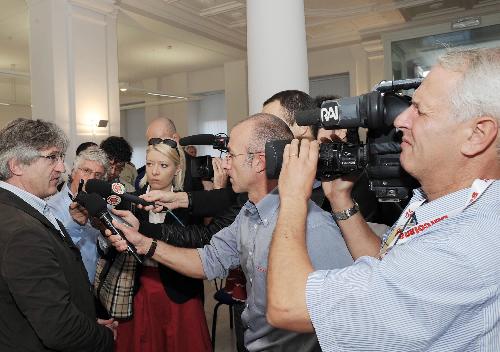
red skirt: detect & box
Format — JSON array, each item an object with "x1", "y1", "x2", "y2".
[{"x1": 115, "y1": 267, "x2": 212, "y2": 352}]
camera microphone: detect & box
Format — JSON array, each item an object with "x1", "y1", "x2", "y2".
[
  {"x1": 180, "y1": 133, "x2": 228, "y2": 151},
  {"x1": 295, "y1": 108, "x2": 322, "y2": 127},
  {"x1": 179, "y1": 134, "x2": 216, "y2": 146},
  {"x1": 74, "y1": 192, "x2": 142, "y2": 263},
  {"x1": 85, "y1": 179, "x2": 154, "y2": 207}
]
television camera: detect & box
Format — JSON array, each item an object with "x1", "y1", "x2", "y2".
[
  {"x1": 179, "y1": 133, "x2": 228, "y2": 179},
  {"x1": 265, "y1": 78, "x2": 423, "y2": 202}
]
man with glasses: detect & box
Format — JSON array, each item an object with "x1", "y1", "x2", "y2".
[
  {"x1": 0, "y1": 118, "x2": 114, "y2": 351},
  {"x1": 106, "y1": 113, "x2": 353, "y2": 352},
  {"x1": 47, "y1": 146, "x2": 109, "y2": 282}
]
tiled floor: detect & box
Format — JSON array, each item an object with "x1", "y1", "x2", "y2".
[{"x1": 204, "y1": 280, "x2": 238, "y2": 352}]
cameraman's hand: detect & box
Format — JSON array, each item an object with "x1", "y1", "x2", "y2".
[
  {"x1": 317, "y1": 127, "x2": 347, "y2": 143},
  {"x1": 279, "y1": 139, "x2": 319, "y2": 203},
  {"x1": 322, "y1": 174, "x2": 359, "y2": 211},
  {"x1": 212, "y1": 157, "x2": 228, "y2": 189},
  {"x1": 139, "y1": 190, "x2": 188, "y2": 212}
]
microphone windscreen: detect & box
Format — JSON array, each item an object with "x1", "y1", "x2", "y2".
[
  {"x1": 74, "y1": 192, "x2": 107, "y2": 217},
  {"x1": 295, "y1": 109, "x2": 321, "y2": 126},
  {"x1": 179, "y1": 134, "x2": 215, "y2": 146},
  {"x1": 85, "y1": 179, "x2": 113, "y2": 197}
]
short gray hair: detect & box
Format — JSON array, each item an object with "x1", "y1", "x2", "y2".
[
  {"x1": 439, "y1": 48, "x2": 500, "y2": 123},
  {"x1": 0, "y1": 118, "x2": 68, "y2": 180},
  {"x1": 70, "y1": 146, "x2": 110, "y2": 181},
  {"x1": 237, "y1": 113, "x2": 294, "y2": 154}
]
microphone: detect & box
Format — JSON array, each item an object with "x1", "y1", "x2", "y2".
[
  {"x1": 179, "y1": 134, "x2": 216, "y2": 146},
  {"x1": 295, "y1": 108, "x2": 322, "y2": 127},
  {"x1": 74, "y1": 192, "x2": 143, "y2": 264},
  {"x1": 86, "y1": 179, "x2": 154, "y2": 207}
]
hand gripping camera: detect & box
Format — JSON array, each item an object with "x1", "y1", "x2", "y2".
[
  {"x1": 179, "y1": 133, "x2": 229, "y2": 179},
  {"x1": 265, "y1": 78, "x2": 422, "y2": 202}
]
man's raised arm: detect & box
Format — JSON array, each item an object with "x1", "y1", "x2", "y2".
[
  {"x1": 107, "y1": 218, "x2": 206, "y2": 279},
  {"x1": 267, "y1": 139, "x2": 318, "y2": 332}
]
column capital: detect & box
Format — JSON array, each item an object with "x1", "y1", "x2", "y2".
[
  {"x1": 70, "y1": 0, "x2": 118, "y2": 15},
  {"x1": 361, "y1": 38, "x2": 384, "y2": 59},
  {"x1": 26, "y1": 0, "x2": 119, "y2": 16}
]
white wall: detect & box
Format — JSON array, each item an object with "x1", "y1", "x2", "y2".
[
  {"x1": 310, "y1": 73, "x2": 350, "y2": 99},
  {"x1": 122, "y1": 107, "x2": 147, "y2": 168},
  {"x1": 0, "y1": 105, "x2": 32, "y2": 128},
  {"x1": 0, "y1": 76, "x2": 31, "y2": 127},
  {"x1": 188, "y1": 92, "x2": 227, "y2": 157}
]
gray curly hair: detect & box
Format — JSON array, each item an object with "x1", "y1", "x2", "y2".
[
  {"x1": 69, "y1": 146, "x2": 110, "y2": 182},
  {"x1": 0, "y1": 118, "x2": 68, "y2": 181}
]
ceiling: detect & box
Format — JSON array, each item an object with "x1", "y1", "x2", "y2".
[{"x1": 1, "y1": 0, "x2": 500, "y2": 104}]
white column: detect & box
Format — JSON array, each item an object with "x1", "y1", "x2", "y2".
[
  {"x1": 27, "y1": 0, "x2": 119, "y2": 162},
  {"x1": 246, "y1": 0, "x2": 309, "y2": 114},
  {"x1": 224, "y1": 60, "x2": 248, "y2": 129}
]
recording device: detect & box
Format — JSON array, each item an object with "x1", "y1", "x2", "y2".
[
  {"x1": 74, "y1": 192, "x2": 142, "y2": 263},
  {"x1": 266, "y1": 140, "x2": 368, "y2": 181},
  {"x1": 180, "y1": 133, "x2": 229, "y2": 179},
  {"x1": 179, "y1": 133, "x2": 229, "y2": 151},
  {"x1": 86, "y1": 179, "x2": 154, "y2": 207},
  {"x1": 191, "y1": 155, "x2": 214, "y2": 179},
  {"x1": 266, "y1": 78, "x2": 423, "y2": 202}
]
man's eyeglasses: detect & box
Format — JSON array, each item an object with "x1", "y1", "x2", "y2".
[
  {"x1": 38, "y1": 152, "x2": 65, "y2": 165},
  {"x1": 148, "y1": 138, "x2": 180, "y2": 155},
  {"x1": 78, "y1": 167, "x2": 104, "y2": 179},
  {"x1": 222, "y1": 151, "x2": 263, "y2": 161}
]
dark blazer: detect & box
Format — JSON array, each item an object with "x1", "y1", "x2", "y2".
[{"x1": 0, "y1": 188, "x2": 113, "y2": 352}]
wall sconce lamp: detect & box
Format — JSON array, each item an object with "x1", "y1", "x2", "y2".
[{"x1": 97, "y1": 119, "x2": 108, "y2": 128}]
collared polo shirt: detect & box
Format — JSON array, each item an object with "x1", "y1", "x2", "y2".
[{"x1": 199, "y1": 188, "x2": 353, "y2": 352}]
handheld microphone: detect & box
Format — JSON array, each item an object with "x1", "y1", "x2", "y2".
[
  {"x1": 295, "y1": 108, "x2": 322, "y2": 127},
  {"x1": 74, "y1": 192, "x2": 143, "y2": 264},
  {"x1": 85, "y1": 179, "x2": 154, "y2": 207}
]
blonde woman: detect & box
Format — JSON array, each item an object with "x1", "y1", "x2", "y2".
[{"x1": 115, "y1": 138, "x2": 211, "y2": 352}]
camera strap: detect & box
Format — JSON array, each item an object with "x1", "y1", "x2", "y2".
[{"x1": 379, "y1": 178, "x2": 494, "y2": 259}]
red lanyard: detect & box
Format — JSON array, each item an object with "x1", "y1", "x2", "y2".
[{"x1": 379, "y1": 179, "x2": 494, "y2": 259}]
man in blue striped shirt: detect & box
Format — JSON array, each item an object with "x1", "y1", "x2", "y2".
[{"x1": 267, "y1": 47, "x2": 500, "y2": 351}]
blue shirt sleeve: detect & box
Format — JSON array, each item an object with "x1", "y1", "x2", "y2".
[
  {"x1": 197, "y1": 212, "x2": 242, "y2": 280},
  {"x1": 304, "y1": 203, "x2": 353, "y2": 270}
]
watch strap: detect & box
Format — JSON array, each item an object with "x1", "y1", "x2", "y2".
[
  {"x1": 145, "y1": 238, "x2": 158, "y2": 258},
  {"x1": 331, "y1": 200, "x2": 360, "y2": 221}
]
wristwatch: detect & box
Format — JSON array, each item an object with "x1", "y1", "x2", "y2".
[{"x1": 331, "y1": 200, "x2": 359, "y2": 221}]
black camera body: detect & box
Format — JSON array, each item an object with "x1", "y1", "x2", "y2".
[
  {"x1": 266, "y1": 140, "x2": 368, "y2": 181},
  {"x1": 180, "y1": 133, "x2": 229, "y2": 180},
  {"x1": 191, "y1": 155, "x2": 214, "y2": 179},
  {"x1": 265, "y1": 78, "x2": 422, "y2": 202}
]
